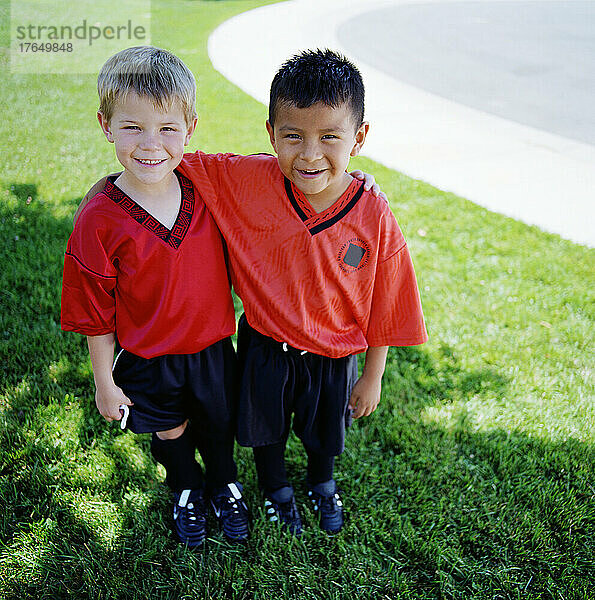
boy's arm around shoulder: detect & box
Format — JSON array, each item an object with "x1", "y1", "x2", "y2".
[
  {"x1": 74, "y1": 174, "x2": 120, "y2": 224},
  {"x1": 179, "y1": 151, "x2": 279, "y2": 216},
  {"x1": 350, "y1": 169, "x2": 388, "y2": 201},
  {"x1": 181, "y1": 150, "x2": 275, "y2": 184},
  {"x1": 184, "y1": 152, "x2": 389, "y2": 200}
]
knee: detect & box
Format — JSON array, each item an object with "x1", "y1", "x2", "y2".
[{"x1": 156, "y1": 420, "x2": 188, "y2": 440}]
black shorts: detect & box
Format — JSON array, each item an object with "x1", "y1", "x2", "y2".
[
  {"x1": 112, "y1": 337, "x2": 237, "y2": 436},
  {"x1": 237, "y1": 315, "x2": 358, "y2": 456}
]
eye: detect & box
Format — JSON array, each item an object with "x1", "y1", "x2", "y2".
[
  {"x1": 161, "y1": 126, "x2": 177, "y2": 132},
  {"x1": 322, "y1": 134, "x2": 338, "y2": 140},
  {"x1": 284, "y1": 133, "x2": 301, "y2": 140},
  {"x1": 123, "y1": 125, "x2": 141, "y2": 131}
]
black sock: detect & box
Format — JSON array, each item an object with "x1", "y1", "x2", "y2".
[
  {"x1": 306, "y1": 447, "x2": 335, "y2": 486},
  {"x1": 253, "y1": 440, "x2": 289, "y2": 493},
  {"x1": 194, "y1": 431, "x2": 238, "y2": 491},
  {"x1": 150, "y1": 427, "x2": 203, "y2": 492}
]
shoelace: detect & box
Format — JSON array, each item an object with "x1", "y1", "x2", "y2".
[
  {"x1": 220, "y1": 484, "x2": 246, "y2": 519},
  {"x1": 188, "y1": 503, "x2": 198, "y2": 519},
  {"x1": 222, "y1": 495, "x2": 245, "y2": 519},
  {"x1": 264, "y1": 499, "x2": 279, "y2": 522},
  {"x1": 266, "y1": 499, "x2": 299, "y2": 524},
  {"x1": 312, "y1": 492, "x2": 343, "y2": 518},
  {"x1": 176, "y1": 490, "x2": 204, "y2": 526}
]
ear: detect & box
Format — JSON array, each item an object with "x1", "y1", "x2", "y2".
[
  {"x1": 184, "y1": 116, "x2": 198, "y2": 145},
  {"x1": 266, "y1": 120, "x2": 277, "y2": 153},
  {"x1": 350, "y1": 121, "x2": 369, "y2": 157},
  {"x1": 97, "y1": 111, "x2": 114, "y2": 143}
]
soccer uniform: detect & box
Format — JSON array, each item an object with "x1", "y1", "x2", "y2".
[
  {"x1": 178, "y1": 152, "x2": 427, "y2": 457},
  {"x1": 61, "y1": 172, "x2": 238, "y2": 477},
  {"x1": 62, "y1": 172, "x2": 235, "y2": 360},
  {"x1": 179, "y1": 152, "x2": 426, "y2": 356}
]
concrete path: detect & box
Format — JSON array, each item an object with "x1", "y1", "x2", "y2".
[
  {"x1": 208, "y1": 0, "x2": 595, "y2": 247},
  {"x1": 337, "y1": 1, "x2": 595, "y2": 146}
]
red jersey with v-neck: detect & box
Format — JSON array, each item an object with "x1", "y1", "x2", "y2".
[
  {"x1": 103, "y1": 175, "x2": 191, "y2": 248},
  {"x1": 179, "y1": 152, "x2": 427, "y2": 358},
  {"x1": 61, "y1": 171, "x2": 235, "y2": 358},
  {"x1": 284, "y1": 176, "x2": 366, "y2": 234}
]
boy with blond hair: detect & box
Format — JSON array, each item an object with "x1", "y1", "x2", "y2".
[{"x1": 61, "y1": 46, "x2": 249, "y2": 547}]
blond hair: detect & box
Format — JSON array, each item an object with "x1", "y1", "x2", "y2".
[{"x1": 98, "y1": 46, "x2": 196, "y2": 125}]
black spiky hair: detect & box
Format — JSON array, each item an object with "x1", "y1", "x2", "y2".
[{"x1": 268, "y1": 48, "x2": 365, "y2": 128}]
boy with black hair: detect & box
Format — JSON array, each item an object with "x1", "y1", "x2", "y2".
[
  {"x1": 178, "y1": 49, "x2": 428, "y2": 535},
  {"x1": 61, "y1": 46, "x2": 249, "y2": 547}
]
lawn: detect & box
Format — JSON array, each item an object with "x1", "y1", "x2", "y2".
[{"x1": 0, "y1": 1, "x2": 594, "y2": 599}]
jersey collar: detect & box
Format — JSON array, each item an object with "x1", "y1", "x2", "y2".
[
  {"x1": 103, "y1": 171, "x2": 194, "y2": 249},
  {"x1": 284, "y1": 177, "x2": 365, "y2": 235}
]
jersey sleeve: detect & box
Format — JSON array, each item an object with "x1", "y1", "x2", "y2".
[
  {"x1": 60, "y1": 204, "x2": 118, "y2": 336},
  {"x1": 181, "y1": 151, "x2": 276, "y2": 208},
  {"x1": 365, "y1": 211, "x2": 428, "y2": 347}
]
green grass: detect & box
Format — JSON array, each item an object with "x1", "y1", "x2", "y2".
[{"x1": 1, "y1": 1, "x2": 594, "y2": 598}]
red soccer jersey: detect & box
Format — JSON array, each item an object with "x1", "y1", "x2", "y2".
[
  {"x1": 61, "y1": 172, "x2": 236, "y2": 358},
  {"x1": 179, "y1": 153, "x2": 427, "y2": 358}
]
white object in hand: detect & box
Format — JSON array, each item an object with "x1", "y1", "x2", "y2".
[{"x1": 119, "y1": 404, "x2": 129, "y2": 430}]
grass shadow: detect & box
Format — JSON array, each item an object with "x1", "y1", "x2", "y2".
[{"x1": 1, "y1": 185, "x2": 593, "y2": 599}]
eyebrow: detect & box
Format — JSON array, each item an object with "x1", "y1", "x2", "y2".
[
  {"x1": 278, "y1": 125, "x2": 347, "y2": 133},
  {"x1": 118, "y1": 118, "x2": 179, "y2": 126}
]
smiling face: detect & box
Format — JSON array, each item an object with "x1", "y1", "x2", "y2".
[
  {"x1": 266, "y1": 101, "x2": 368, "y2": 211},
  {"x1": 98, "y1": 91, "x2": 196, "y2": 194}
]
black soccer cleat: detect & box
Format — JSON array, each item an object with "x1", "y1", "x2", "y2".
[
  {"x1": 264, "y1": 486, "x2": 303, "y2": 536},
  {"x1": 210, "y1": 481, "x2": 250, "y2": 542},
  {"x1": 308, "y1": 480, "x2": 344, "y2": 534},
  {"x1": 173, "y1": 488, "x2": 207, "y2": 548}
]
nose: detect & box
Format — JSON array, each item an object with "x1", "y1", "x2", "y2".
[
  {"x1": 299, "y1": 139, "x2": 322, "y2": 162},
  {"x1": 139, "y1": 130, "x2": 161, "y2": 150}
]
